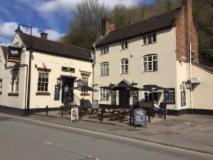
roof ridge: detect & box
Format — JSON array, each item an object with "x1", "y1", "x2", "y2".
[
  {"x1": 109, "y1": 7, "x2": 181, "y2": 34},
  {"x1": 19, "y1": 32, "x2": 90, "y2": 52}
]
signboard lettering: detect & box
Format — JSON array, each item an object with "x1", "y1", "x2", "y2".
[{"x1": 8, "y1": 46, "x2": 22, "y2": 63}]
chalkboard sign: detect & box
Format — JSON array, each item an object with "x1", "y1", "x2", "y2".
[
  {"x1": 164, "y1": 88, "x2": 175, "y2": 104},
  {"x1": 54, "y1": 85, "x2": 60, "y2": 100},
  {"x1": 133, "y1": 108, "x2": 147, "y2": 127}
]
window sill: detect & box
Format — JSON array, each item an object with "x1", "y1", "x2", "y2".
[
  {"x1": 142, "y1": 42, "x2": 157, "y2": 46},
  {"x1": 143, "y1": 70, "x2": 158, "y2": 73},
  {"x1": 8, "y1": 93, "x2": 19, "y2": 96},
  {"x1": 100, "y1": 75, "x2": 109, "y2": 77},
  {"x1": 120, "y1": 73, "x2": 128, "y2": 75},
  {"x1": 36, "y1": 92, "x2": 50, "y2": 96}
]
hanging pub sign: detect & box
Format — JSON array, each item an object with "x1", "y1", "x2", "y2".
[{"x1": 8, "y1": 46, "x2": 22, "y2": 63}]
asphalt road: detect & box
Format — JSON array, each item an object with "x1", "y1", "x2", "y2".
[{"x1": 0, "y1": 113, "x2": 212, "y2": 160}]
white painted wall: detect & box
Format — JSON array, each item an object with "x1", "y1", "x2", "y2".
[
  {"x1": 192, "y1": 65, "x2": 213, "y2": 110},
  {"x1": 94, "y1": 27, "x2": 178, "y2": 109},
  {"x1": 0, "y1": 33, "x2": 93, "y2": 110}
]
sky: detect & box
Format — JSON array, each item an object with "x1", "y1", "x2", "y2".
[{"x1": 0, "y1": 0, "x2": 155, "y2": 46}]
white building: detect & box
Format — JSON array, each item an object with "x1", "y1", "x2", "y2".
[
  {"x1": 93, "y1": 0, "x2": 213, "y2": 115},
  {"x1": 0, "y1": 28, "x2": 93, "y2": 115}
]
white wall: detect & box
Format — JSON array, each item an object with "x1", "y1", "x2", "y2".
[
  {"x1": 94, "y1": 27, "x2": 178, "y2": 109},
  {"x1": 29, "y1": 51, "x2": 92, "y2": 109},
  {"x1": 0, "y1": 33, "x2": 93, "y2": 110},
  {"x1": 192, "y1": 65, "x2": 213, "y2": 110}
]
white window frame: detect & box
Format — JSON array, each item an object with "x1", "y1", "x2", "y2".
[
  {"x1": 121, "y1": 41, "x2": 128, "y2": 50},
  {"x1": 81, "y1": 75, "x2": 89, "y2": 86},
  {"x1": 144, "y1": 54, "x2": 158, "y2": 72},
  {"x1": 100, "y1": 62, "x2": 109, "y2": 76},
  {"x1": 121, "y1": 58, "x2": 128, "y2": 74},
  {"x1": 100, "y1": 88, "x2": 109, "y2": 101},
  {"x1": 143, "y1": 33, "x2": 157, "y2": 45},
  {"x1": 37, "y1": 72, "x2": 49, "y2": 92},
  {"x1": 10, "y1": 69, "x2": 19, "y2": 93},
  {"x1": 100, "y1": 46, "x2": 109, "y2": 55}
]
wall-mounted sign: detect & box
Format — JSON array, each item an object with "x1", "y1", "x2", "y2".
[
  {"x1": 62, "y1": 66, "x2": 75, "y2": 73},
  {"x1": 164, "y1": 88, "x2": 175, "y2": 104},
  {"x1": 8, "y1": 46, "x2": 22, "y2": 63},
  {"x1": 54, "y1": 85, "x2": 60, "y2": 100}
]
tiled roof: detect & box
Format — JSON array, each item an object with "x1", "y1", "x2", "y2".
[
  {"x1": 19, "y1": 32, "x2": 92, "y2": 62},
  {"x1": 96, "y1": 8, "x2": 181, "y2": 47}
]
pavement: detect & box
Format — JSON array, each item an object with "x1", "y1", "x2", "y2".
[
  {"x1": 26, "y1": 111, "x2": 213, "y2": 155},
  {"x1": 1, "y1": 113, "x2": 212, "y2": 160}
]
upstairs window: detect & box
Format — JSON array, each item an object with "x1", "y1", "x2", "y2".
[
  {"x1": 121, "y1": 41, "x2": 128, "y2": 50},
  {"x1": 144, "y1": 54, "x2": 158, "y2": 72},
  {"x1": 143, "y1": 33, "x2": 157, "y2": 45},
  {"x1": 37, "y1": 72, "x2": 49, "y2": 92},
  {"x1": 100, "y1": 62, "x2": 109, "y2": 76},
  {"x1": 101, "y1": 46, "x2": 109, "y2": 55},
  {"x1": 121, "y1": 58, "x2": 128, "y2": 74}
]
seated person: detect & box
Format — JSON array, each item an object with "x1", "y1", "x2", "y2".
[{"x1": 153, "y1": 101, "x2": 165, "y2": 116}]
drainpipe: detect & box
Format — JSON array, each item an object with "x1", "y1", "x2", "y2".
[
  {"x1": 92, "y1": 43, "x2": 96, "y2": 103},
  {"x1": 189, "y1": 42, "x2": 193, "y2": 114}
]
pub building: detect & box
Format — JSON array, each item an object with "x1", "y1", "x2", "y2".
[
  {"x1": 0, "y1": 27, "x2": 93, "y2": 114},
  {"x1": 93, "y1": 0, "x2": 213, "y2": 115}
]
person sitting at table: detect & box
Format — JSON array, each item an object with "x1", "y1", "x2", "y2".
[{"x1": 153, "y1": 101, "x2": 164, "y2": 117}]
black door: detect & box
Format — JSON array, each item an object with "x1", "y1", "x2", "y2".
[{"x1": 119, "y1": 89, "x2": 130, "y2": 107}]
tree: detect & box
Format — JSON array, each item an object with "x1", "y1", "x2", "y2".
[{"x1": 61, "y1": 0, "x2": 108, "y2": 49}]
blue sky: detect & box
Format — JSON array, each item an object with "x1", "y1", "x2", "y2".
[{"x1": 0, "y1": 0, "x2": 155, "y2": 45}]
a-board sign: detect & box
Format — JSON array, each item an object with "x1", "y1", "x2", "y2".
[
  {"x1": 133, "y1": 108, "x2": 147, "y2": 126},
  {"x1": 8, "y1": 46, "x2": 22, "y2": 63},
  {"x1": 70, "y1": 108, "x2": 79, "y2": 122}
]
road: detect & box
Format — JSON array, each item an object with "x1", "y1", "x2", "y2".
[{"x1": 0, "y1": 113, "x2": 212, "y2": 160}]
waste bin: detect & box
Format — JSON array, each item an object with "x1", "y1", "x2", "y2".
[{"x1": 133, "y1": 108, "x2": 147, "y2": 127}]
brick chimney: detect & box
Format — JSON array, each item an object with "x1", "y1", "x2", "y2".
[
  {"x1": 176, "y1": 0, "x2": 199, "y2": 63},
  {"x1": 40, "y1": 32, "x2": 48, "y2": 40},
  {"x1": 101, "y1": 17, "x2": 115, "y2": 37}
]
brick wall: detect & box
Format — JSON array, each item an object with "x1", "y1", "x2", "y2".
[{"x1": 176, "y1": 0, "x2": 199, "y2": 63}]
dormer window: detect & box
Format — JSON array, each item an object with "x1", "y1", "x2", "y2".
[
  {"x1": 121, "y1": 41, "x2": 128, "y2": 50},
  {"x1": 101, "y1": 46, "x2": 109, "y2": 55},
  {"x1": 143, "y1": 33, "x2": 157, "y2": 45}
]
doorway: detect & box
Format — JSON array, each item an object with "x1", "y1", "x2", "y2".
[
  {"x1": 61, "y1": 76, "x2": 75, "y2": 103},
  {"x1": 119, "y1": 88, "x2": 130, "y2": 107}
]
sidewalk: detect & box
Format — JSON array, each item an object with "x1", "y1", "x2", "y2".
[{"x1": 30, "y1": 112, "x2": 213, "y2": 154}]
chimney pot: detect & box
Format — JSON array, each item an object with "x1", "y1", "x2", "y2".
[{"x1": 40, "y1": 32, "x2": 48, "y2": 40}]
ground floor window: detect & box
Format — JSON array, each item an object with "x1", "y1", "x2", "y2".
[
  {"x1": 164, "y1": 88, "x2": 175, "y2": 104},
  {"x1": 111, "y1": 90, "x2": 116, "y2": 105},
  {"x1": 100, "y1": 88, "x2": 109, "y2": 101},
  {"x1": 0, "y1": 79, "x2": 2, "y2": 94},
  {"x1": 37, "y1": 72, "x2": 49, "y2": 92},
  {"x1": 10, "y1": 69, "x2": 19, "y2": 93},
  {"x1": 132, "y1": 90, "x2": 139, "y2": 105},
  {"x1": 181, "y1": 90, "x2": 186, "y2": 107},
  {"x1": 144, "y1": 92, "x2": 158, "y2": 102}
]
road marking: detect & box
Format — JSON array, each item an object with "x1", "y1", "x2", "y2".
[{"x1": 1, "y1": 113, "x2": 213, "y2": 158}]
